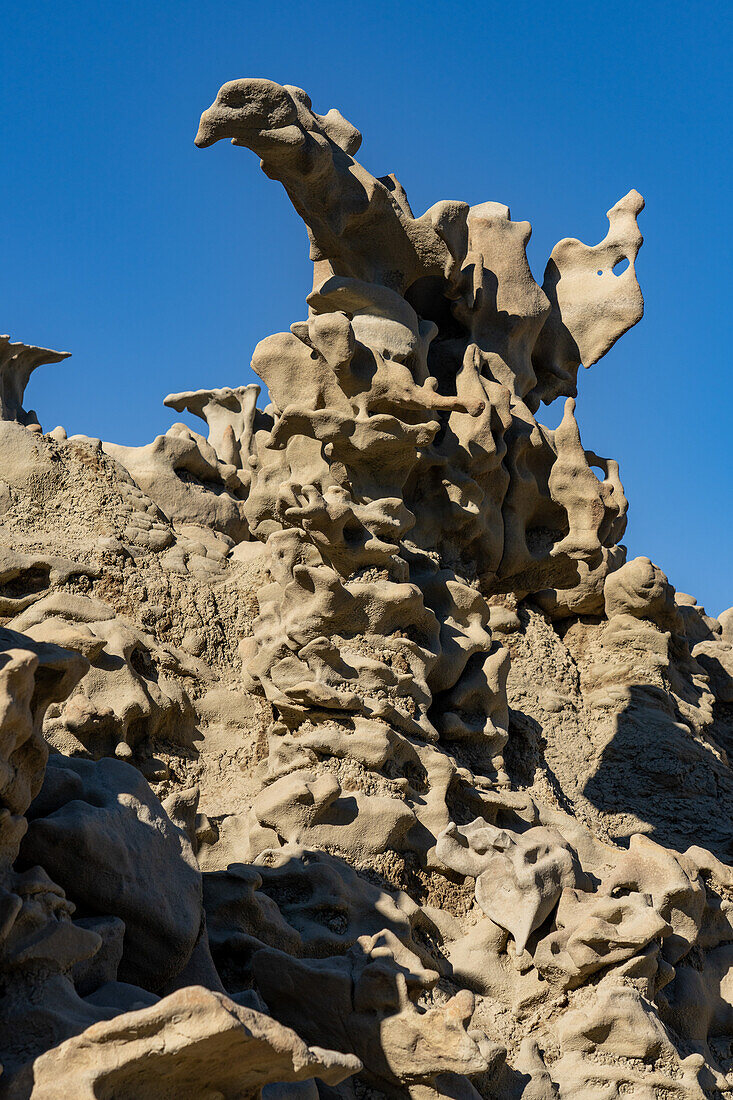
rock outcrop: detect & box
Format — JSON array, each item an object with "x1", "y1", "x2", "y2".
[{"x1": 0, "y1": 76, "x2": 729, "y2": 1099}]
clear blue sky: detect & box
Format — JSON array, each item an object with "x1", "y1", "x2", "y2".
[{"x1": 2, "y1": 0, "x2": 730, "y2": 614}]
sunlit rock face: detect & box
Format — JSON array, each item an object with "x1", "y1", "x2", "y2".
[{"x1": 0, "y1": 77, "x2": 729, "y2": 1099}]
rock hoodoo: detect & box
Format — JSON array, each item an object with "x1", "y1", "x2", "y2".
[{"x1": 0, "y1": 77, "x2": 730, "y2": 1099}]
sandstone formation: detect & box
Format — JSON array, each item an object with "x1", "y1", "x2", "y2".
[{"x1": 0, "y1": 77, "x2": 731, "y2": 1098}]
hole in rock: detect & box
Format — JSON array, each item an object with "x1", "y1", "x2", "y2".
[
  {"x1": 343, "y1": 523, "x2": 362, "y2": 545},
  {"x1": 404, "y1": 275, "x2": 467, "y2": 341},
  {"x1": 129, "y1": 647, "x2": 158, "y2": 681},
  {"x1": 0, "y1": 565, "x2": 51, "y2": 597}
]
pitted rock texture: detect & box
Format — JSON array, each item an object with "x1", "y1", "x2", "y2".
[{"x1": 0, "y1": 76, "x2": 730, "y2": 1099}]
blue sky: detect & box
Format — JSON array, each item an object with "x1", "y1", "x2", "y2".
[{"x1": 2, "y1": 0, "x2": 730, "y2": 613}]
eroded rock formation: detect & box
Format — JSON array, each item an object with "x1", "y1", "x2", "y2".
[{"x1": 0, "y1": 77, "x2": 730, "y2": 1098}]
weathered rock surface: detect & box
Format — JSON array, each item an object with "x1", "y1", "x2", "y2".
[
  {"x1": 2, "y1": 985, "x2": 360, "y2": 1100},
  {"x1": 0, "y1": 76, "x2": 729, "y2": 1099}
]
